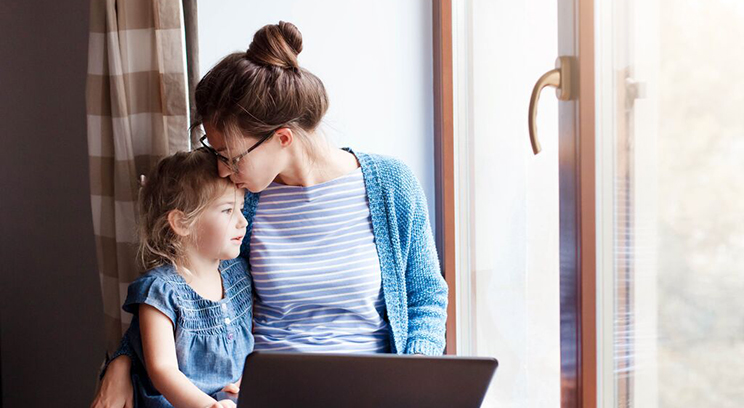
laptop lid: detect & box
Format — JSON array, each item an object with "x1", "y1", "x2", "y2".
[{"x1": 235, "y1": 351, "x2": 498, "y2": 408}]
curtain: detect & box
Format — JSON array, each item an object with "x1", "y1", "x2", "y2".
[
  {"x1": 182, "y1": 0, "x2": 200, "y2": 145},
  {"x1": 86, "y1": 0, "x2": 190, "y2": 356}
]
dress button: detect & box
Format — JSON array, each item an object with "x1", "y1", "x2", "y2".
[
  {"x1": 221, "y1": 304, "x2": 227, "y2": 311},
  {"x1": 224, "y1": 317, "x2": 231, "y2": 324},
  {"x1": 227, "y1": 333, "x2": 234, "y2": 340}
]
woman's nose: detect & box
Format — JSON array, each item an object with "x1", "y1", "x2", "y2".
[{"x1": 217, "y1": 161, "x2": 233, "y2": 178}]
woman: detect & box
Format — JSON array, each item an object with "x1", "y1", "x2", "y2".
[{"x1": 92, "y1": 21, "x2": 447, "y2": 408}]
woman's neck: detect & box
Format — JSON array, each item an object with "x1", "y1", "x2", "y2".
[{"x1": 275, "y1": 137, "x2": 359, "y2": 187}]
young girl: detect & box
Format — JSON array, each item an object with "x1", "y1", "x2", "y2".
[{"x1": 123, "y1": 148, "x2": 253, "y2": 407}]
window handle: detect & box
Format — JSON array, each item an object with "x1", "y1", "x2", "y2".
[{"x1": 528, "y1": 56, "x2": 574, "y2": 154}]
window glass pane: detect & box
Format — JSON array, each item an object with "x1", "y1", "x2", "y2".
[
  {"x1": 598, "y1": 0, "x2": 744, "y2": 406},
  {"x1": 454, "y1": 1, "x2": 560, "y2": 406}
]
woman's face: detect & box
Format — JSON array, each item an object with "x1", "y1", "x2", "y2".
[{"x1": 204, "y1": 122, "x2": 286, "y2": 193}]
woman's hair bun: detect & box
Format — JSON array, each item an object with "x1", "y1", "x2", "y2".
[{"x1": 245, "y1": 21, "x2": 303, "y2": 70}]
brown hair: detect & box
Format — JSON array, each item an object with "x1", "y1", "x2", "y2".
[
  {"x1": 137, "y1": 149, "x2": 235, "y2": 271},
  {"x1": 191, "y1": 21, "x2": 329, "y2": 141}
]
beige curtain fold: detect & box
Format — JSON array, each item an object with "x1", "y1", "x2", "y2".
[
  {"x1": 182, "y1": 0, "x2": 200, "y2": 145},
  {"x1": 86, "y1": 0, "x2": 189, "y2": 356}
]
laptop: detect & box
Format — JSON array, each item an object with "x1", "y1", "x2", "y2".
[{"x1": 224, "y1": 351, "x2": 498, "y2": 408}]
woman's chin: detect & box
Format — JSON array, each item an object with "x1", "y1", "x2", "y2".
[
  {"x1": 237, "y1": 183, "x2": 260, "y2": 194},
  {"x1": 254, "y1": 183, "x2": 274, "y2": 194}
]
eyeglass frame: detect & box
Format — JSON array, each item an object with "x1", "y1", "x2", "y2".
[{"x1": 199, "y1": 128, "x2": 279, "y2": 172}]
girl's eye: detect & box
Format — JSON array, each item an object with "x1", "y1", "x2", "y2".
[{"x1": 223, "y1": 208, "x2": 233, "y2": 214}]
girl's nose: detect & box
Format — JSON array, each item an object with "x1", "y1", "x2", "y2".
[
  {"x1": 236, "y1": 210, "x2": 248, "y2": 229},
  {"x1": 217, "y1": 160, "x2": 233, "y2": 178}
]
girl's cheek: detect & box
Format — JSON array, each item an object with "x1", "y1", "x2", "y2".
[
  {"x1": 195, "y1": 219, "x2": 219, "y2": 249},
  {"x1": 199, "y1": 230, "x2": 223, "y2": 256}
]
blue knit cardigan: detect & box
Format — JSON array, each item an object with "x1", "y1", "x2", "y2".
[
  {"x1": 240, "y1": 148, "x2": 449, "y2": 356},
  {"x1": 104, "y1": 148, "x2": 448, "y2": 375}
]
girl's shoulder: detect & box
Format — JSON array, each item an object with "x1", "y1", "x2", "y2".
[
  {"x1": 127, "y1": 264, "x2": 182, "y2": 295},
  {"x1": 123, "y1": 265, "x2": 182, "y2": 322}
]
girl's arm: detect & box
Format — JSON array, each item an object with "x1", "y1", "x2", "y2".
[{"x1": 140, "y1": 304, "x2": 231, "y2": 408}]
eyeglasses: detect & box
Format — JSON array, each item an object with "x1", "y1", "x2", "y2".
[{"x1": 199, "y1": 129, "x2": 277, "y2": 172}]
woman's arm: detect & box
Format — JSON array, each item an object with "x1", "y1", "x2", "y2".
[
  {"x1": 398, "y1": 164, "x2": 449, "y2": 355},
  {"x1": 90, "y1": 355, "x2": 134, "y2": 408},
  {"x1": 91, "y1": 327, "x2": 137, "y2": 408},
  {"x1": 139, "y1": 304, "x2": 231, "y2": 408},
  {"x1": 403, "y1": 207, "x2": 449, "y2": 355}
]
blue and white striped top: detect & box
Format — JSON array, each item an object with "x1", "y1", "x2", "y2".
[{"x1": 249, "y1": 167, "x2": 391, "y2": 353}]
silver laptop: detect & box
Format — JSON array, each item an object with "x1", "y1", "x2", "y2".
[{"x1": 224, "y1": 351, "x2": 498, "y2": 408}]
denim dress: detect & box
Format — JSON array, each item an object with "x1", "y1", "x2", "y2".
[{"x1": 123, "y1": 257, "x2": 254, "y2": 407}]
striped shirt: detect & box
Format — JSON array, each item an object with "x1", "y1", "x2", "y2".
[{"x1": 250, "y1": 167, "x2": 391, "y2": 354}]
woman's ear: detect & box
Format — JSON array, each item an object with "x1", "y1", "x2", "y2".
[
  {"x1": 275, "y1": 127, "x2": 293, "y2": 147},
  {"x1": 167, "y1": 210, "x2": 191, "y2": 237}
]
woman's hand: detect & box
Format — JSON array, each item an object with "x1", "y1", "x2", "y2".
[{"x1": 90, "y1": 356, "x2": 134, "y2": 408}]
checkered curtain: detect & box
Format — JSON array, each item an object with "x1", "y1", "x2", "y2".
[{"x1": 85, "y1": 0, "x2": 190, "y2": 356}]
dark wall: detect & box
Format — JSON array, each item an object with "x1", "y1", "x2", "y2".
[{"x1": 0, "y1": 0, "x2": 105, "y2": 406}]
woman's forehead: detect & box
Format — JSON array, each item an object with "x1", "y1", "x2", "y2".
[
  {"x1": 203, "y1": 122, "x2": 222, "y2": 140},
  {"x1": 204, "y1": 122, "x2": 247, "y2": 150}
]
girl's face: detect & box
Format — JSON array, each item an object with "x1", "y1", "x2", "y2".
[
  {"x1": 192, "y1": 184, "x2": 248, "y2": 260},
  {"x1": 204, "y1": 122, "x2": 286, "y2": 193}
]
